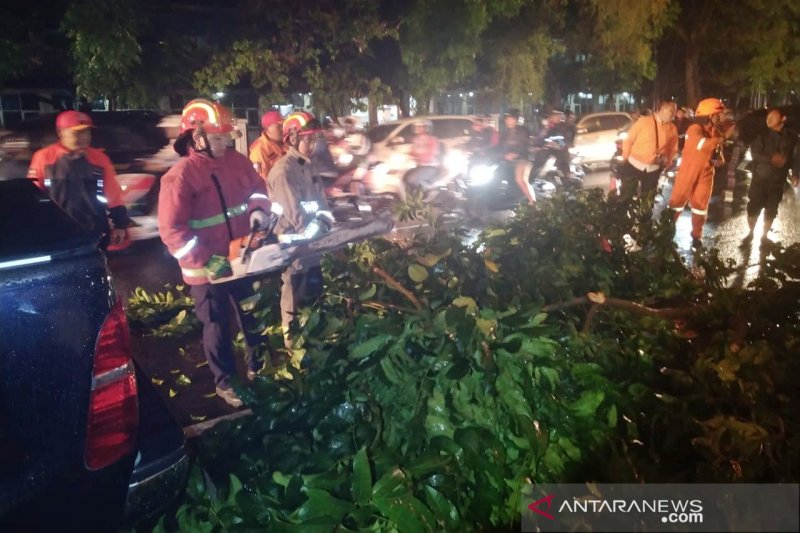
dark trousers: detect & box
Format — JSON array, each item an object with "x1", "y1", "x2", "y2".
[
  {"x1": 191, "y1": 278, "x2": 265, "y2": 389},
  {"x1": 619, "y1": 161, "x2": 661, "y2": 200},
  {"x1": 747, "y1": 175, "x2": 786, "y2": 220}
]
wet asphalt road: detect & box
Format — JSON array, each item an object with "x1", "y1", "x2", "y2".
[{"x1": 108, "y1": 168, "x2": 800, "y2": 427}]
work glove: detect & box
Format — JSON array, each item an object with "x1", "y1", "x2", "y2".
[
  {"x1": 205, "y1": 254, "x2": 233, "y2": 280},
  {"x1": 315, "y1": 210, "x2": 334, "y2": 234},
  {"x1": 249, "y1": 208, "x2": 273, "y2": 231}
]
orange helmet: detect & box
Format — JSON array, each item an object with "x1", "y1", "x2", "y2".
[
  {"x1": 180, "y1": 99, "x2": 235, "y2": 134},
  {"x1": 282, "y1": 111, "x2": 321, "y2": 141},
  {"x1": 695, "y1": 98, "x2": 725, "y2": 117}
]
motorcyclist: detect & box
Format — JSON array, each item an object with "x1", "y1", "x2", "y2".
[
  {"x1": 158, "y1": 99, "x2": 274, "y2": 407},
  {"x1": 249, "y1": 110, "x2": 285, "y2": 183},
  {"x1": 405, "y1": 118, "x2": 442, "y2": 196},
  {"x1": 266, "y1": 111, "x2": 332, "y2": 353},
  {"x1": 530, "y1": 110, "x2": 571, "y2": 187},
  {"x1": 497, "y1": 109, "x2": 535, "y2": 205},
  {"x1": 27, "y1": 110, "x2": 130, "y2": 250}
]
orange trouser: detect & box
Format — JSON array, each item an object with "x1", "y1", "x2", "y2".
[{"x1": 668, "y1": 169, "x2": 713, "y2": 240}]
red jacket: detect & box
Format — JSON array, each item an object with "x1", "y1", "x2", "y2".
[
  {"x1": 158, "y1": 148, "x2": 271, "y2": 285},
  {"x1": 28, "y1": 143, "x2": 128, "y2": 235}
]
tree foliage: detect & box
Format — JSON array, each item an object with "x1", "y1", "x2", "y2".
[
  {"x1": 143, "y1": 193, "x2": 799, "y2": 531},
  {"x1": 61, "y1": 0, "x2": 143, "y2": 106}
]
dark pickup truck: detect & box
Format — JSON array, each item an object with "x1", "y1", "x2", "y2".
[{"x1": 0, "y1": 179, "x2": 188, "y2": 530}]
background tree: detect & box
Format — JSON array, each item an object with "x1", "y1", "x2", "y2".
[
  {"x1": 61, "y1": 0, "x2": 143, "y2": 109},
  {"x1": 193, "y1": 0, "x2": 396, "y2": 118}
]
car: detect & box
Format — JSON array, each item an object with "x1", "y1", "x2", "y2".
[
  {"x1": 0, "y1": 111, "x2": 174, "y2": 242},
  {"x1": 573, "y1": 111, "x2": 633, "y2": 168},
  {"x1": 365, "y1": 115, "x2": 477, "y2": 197},
  {"x1": 0, "y1": 178, "x2": 188, "y2": 530}
]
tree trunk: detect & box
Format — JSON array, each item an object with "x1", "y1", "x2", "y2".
[
  {"x1": 685, "y1": 40, "x2": 702, "y2": 107},
  {"x1": 368, "y1": 99, "x2": 378, "y2": 127}
]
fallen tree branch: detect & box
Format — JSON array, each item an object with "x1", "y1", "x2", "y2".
[
  {"x1": 543, "y1": 291, "x2": 703, "y2": 320},
  {"x1": 372, "y1": 265, "x2": 423, "y2": 310}
]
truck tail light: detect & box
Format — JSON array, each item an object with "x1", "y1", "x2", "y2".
[{"x1": 85, "y1": 299, "x2": 139, "y2": 470}]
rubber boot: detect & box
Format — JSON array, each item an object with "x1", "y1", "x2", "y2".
[{"x1": 690, "y1": 213, "x2": 705, "y2": 248}]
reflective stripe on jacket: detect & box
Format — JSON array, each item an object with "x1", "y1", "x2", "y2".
[{"x1": 158, "y1": 148, "x2": 271, "y2": 285}]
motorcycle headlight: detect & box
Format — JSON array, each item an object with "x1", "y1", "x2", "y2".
[
  {"x1": 444, "y1": 150, "x2": 467, "y2": 175},
  {"x1": 468, "y1": 164, "x2": 497, "y2": 186},
  {"x1": 337, "y1": 152, "x2": 354, "y2": 166}
]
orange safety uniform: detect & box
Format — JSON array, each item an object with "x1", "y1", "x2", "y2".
[
  {"x1": 249, "y1": 134, "x2": 285, "y2": 182},
  {"x1": 667, "y1": 123, "x2": 725, "y2": 240},
  {"x1": 28, "y1": 143, "x2": 128, "y2": 236}
]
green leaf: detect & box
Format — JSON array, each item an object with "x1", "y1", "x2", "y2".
[
  {"x1": 570, "y1": 390, "x2": 605, "y2": 418},
  {"x1": 352, "y1": 447, "x2": 372, "y2": 505},
  {"x1": 373, "y1": 495, "x2": 426, "y2": 533},
  {"x1": 607, "y1": 404, "x2": 618, "y2": 428},
  {"x1": 358, "y1": 283, "x2": 377, "y2": 301},
  {"x1": 292, "y1": 488, "x2": 354, "y2": 523},
  {"x1": 190, "y1": 414, "x2": 207, "y2": 422},
  {"x1": 226, "y1": 474, "x2": 243, "y2": 506},
  {"x1": 151, "y1": 376, "x2": 165, "y2": 386},
  {"x1": 350, "y1": 335, "x2": 391, "y2": 360},
  {"x1": 423, "y1": 485, "x2": 460, "y2": 528},
  {"x1": 372, "y1": 467, "x2": 406, "y2": 499},
  {"x1": 168, "y1": 388, "x2": 178, "y2": 398},
  {"x1": 408, "y1": 264, "x2": 429, "y2": 282},
  {"x1": 175, "y1": 374, "x2": 192, "y2": 386}
]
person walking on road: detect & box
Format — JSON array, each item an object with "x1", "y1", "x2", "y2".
[
  {"x1": 249, "y1": 110, "x2": 285, "y2": 183},
  {"x1": 27, "y1": 110, "x2": 130, "y2": 250},
  {"x1": 742, "y1": 109, "x2": 800, "y2": 244},
  {"x1": 667, "y1": 97, "x2": 736, "y2": 249},
  {"x1": 619, "y1": 100, "x2": 679, "y2": 203},
  {"x1": 266, "y1": 111, "x2": 332, "y2": 355},
  {"x1": 158, "y1": 99, "x2": 275, "y2": 408}
]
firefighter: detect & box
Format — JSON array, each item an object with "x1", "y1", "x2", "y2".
[
  {"x1": 249, "y1": 109, "x2": 285, "y2": 182},
  {"x1": 266, "y1": 111, "x2": 332, "y2": 354},
  {"x1": 158, "y1": 99, "x2": 274, "y2": 408},
  {"x1": 667, "y1": 98, "x2": 736, "y2": 248},
  {"x1": 27, "y1": 110, "x2": 130, "y2": 249}
]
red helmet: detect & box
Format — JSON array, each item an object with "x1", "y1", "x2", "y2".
[
  {"x1": 283, "y1": 111, "x2": 321, "y2": 141},
  {"x1": 261, "y1": 110, "x2": 283, "y2": 130},
  {"x1": 180, "y1": 99, "x2": 235, "y2": 134}
]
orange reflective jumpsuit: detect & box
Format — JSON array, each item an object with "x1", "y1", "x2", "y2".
[
  {"x1": 249, "y1": 134, "x2": 285, "y2": 182},
  {"x1": 667, "y1": 123, "x2": 724, "y2": 240}
]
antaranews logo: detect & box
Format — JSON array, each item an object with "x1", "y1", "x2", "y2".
[{"x1": 527, "y1": 494, "x2": 556, "y2": 520}]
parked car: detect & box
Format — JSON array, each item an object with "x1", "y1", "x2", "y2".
[
  {"x1": 0, "y1": 111, "x2": 173, "y2": 242},
  {"x1": 365, "y1": 115, "x2": 476, "y2": 197},
  {"x1": 573, "y1": 111, "x2": 633, "y2": 168},
  {"x1": 0, "y1": 178, "x2": 188, "y2": 530}
]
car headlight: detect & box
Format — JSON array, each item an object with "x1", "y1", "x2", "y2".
[{"x1": 468, "y1": 164, "x2": 497, "y2": 186}]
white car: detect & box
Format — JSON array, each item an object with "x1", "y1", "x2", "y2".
[
  {"x1": 365, "y1": 115, "x2": 476, "y2": 197},
  {"x1": 573, "y1": 112, "x2": 633, "y2": 168}
]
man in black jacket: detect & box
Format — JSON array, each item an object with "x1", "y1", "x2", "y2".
[{"x1": 743, "y1": 109, "x2": 800, "y2": 244}]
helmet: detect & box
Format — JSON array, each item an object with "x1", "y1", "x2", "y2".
[
  {"x1": 261, "y1": 110, "x2": 283, "y2": 130},
  {"x1": 180, "y1": 99, "x2": 235, "y2": 134},
  {"x1": 282, "y1": 111, "x2": 321, "y2": 141},
  {"x1": 695, "y1": 98, "x2": 725, "y2": 117}
]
